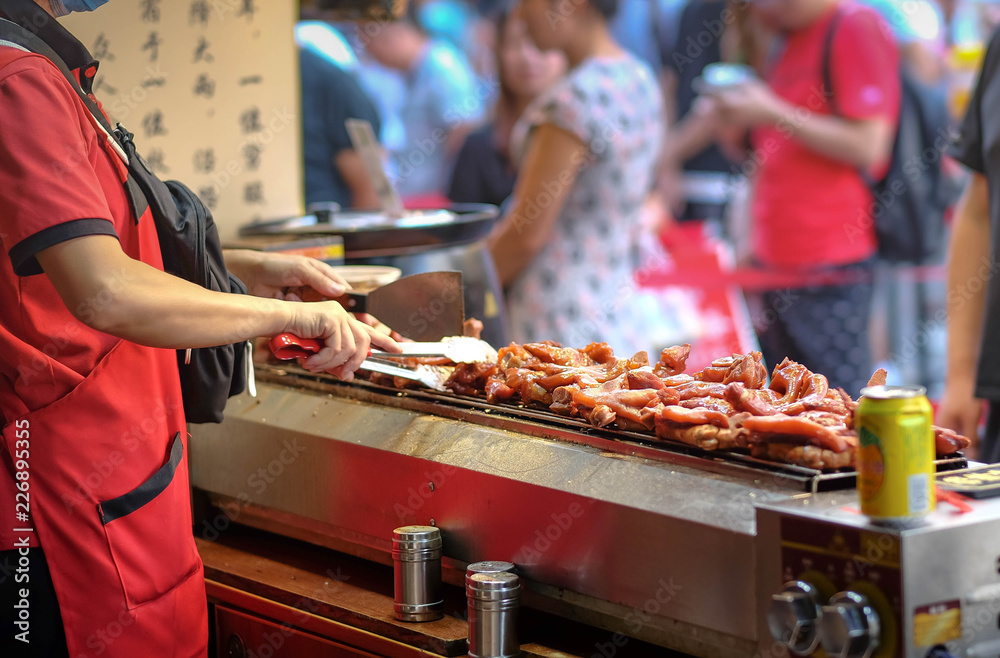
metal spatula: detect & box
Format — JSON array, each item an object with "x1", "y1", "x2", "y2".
[
  {"x1": 293, "y1": 271, "x2": 465, "y2": 342},
  {"x1": 340, "y1": 271, "x2": 465, "y2": 342}
]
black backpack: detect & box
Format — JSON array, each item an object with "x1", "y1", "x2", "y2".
[
  {"x1": 0, "y1": 16, "x2": 248, "y2": 423},
  {"x1": 822, "y1": 8, "x2": 955, "y2": 264}
]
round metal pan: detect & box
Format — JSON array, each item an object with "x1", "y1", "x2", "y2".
[{"x1": 238, "y1": 203, "x2": 499, "y2": 254}]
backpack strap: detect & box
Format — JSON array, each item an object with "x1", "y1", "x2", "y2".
[
  {"x1": 0, "y1": 17, "x2": 150, "y2": 220},
  {"x1": 0, "y1": 18, "x2": 127, "y2": 163},
  {"x1": 820, "y1": 5, "x2": 880, "y2": 186},
  {"x1": 820, "y1": 4, "x2": 848, "y2": 116},
  {"x1": 0, "y1": 0, "x2": 93, "y2": 80}
]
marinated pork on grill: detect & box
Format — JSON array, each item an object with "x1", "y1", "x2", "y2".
[{"x1": 443, "y1": 340, "x2": 971, "y2": 470}]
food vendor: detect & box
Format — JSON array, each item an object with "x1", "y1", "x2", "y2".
[{"x1": 0, "y1": 1, "x2": 399, "y2": 656}]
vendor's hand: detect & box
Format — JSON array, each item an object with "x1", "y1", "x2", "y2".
[
  {"x1": 353, "y1": 312, "x2": 395, "y2": 338},
  {"x1": 938, "y1": 375, "x2": 985, "y2": 459},
  {"x1": 285, "y1": 301, "x2": 401, "y2": 381},
  {"x1": 710, "y1": 79, "x2": 787, "y2": 128},
  {"x1": 223, "y1": 250, "x2": 350, "y2": 300}
]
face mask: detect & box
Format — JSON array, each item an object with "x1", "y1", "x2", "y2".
[{"x1": 50, "y1": 0, "x2": 110, "y2": 17}]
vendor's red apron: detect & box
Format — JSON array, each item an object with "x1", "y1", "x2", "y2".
[
  {"x1": 0, "y1": 51, "x2": 208, "y2": 654},
  {"x1": 1, "y1": 338, "x2": 207, "y2": 657}
]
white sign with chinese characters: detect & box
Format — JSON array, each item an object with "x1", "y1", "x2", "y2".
[{"x1": 64, "y1": 0, "x2": 304, "y2": 240}]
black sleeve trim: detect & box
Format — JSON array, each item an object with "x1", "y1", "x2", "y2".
[
  {"x1": 9, "y1": 218, "x2": 118, "y2": 277},
  {"x1": 98, "y1": 433, "x2": 183, "y2": 525}
]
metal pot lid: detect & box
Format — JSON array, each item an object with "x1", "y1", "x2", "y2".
[{"x1": 238, "y1": 203, "x2": 499, "y2": 255}]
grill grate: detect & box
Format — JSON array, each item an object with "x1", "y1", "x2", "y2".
[{"x1": 257, "y1": 364, "x2": 967, "y2": 494}]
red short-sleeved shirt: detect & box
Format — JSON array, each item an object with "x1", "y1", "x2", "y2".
[
  {"x1": 0, "y1": 49, "x2": 148, "y2": 418},
  {"x1": 751, "y1": 3, "x2": 900, "y2": 268}
]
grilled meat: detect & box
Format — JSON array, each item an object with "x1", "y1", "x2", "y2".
[{"x1": 436, "y1": 341, "x2": 971, "y2": 470}]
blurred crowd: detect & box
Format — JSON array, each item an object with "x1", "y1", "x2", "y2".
[
  {"x1": 298, "y1": 0, "x2": 1000, "y2": 452},
  {"x1": 297, "y1": 0, "x2": 1000, "y2": 214}
]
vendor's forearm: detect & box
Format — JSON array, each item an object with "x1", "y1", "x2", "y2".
[
  {"x1": 40, "y1": 235, "x2": 292, "y2": 348},
  {"x1": 945, "y1": 174, "x2": 991, "y2": 383},
  {"x1": 90, "y1": 262, "x2": 291, "y2": 348},
  {"x1": 221, "y1": 248, "x2": 257, "y2": 288}
]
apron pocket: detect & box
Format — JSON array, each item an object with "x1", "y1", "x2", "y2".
[{"x1": 98, "y1": 432, "x2": 201, "y2": 609}]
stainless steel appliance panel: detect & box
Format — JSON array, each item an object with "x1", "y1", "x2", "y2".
[
  {"x1": 756, "y1": 494, "x2": 1000, "y2": 657},
  {"x1": 189, "y1": 381, "x2": 782, "y2": 651}
]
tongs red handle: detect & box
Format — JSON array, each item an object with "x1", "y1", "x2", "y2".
[
  {"x1": 269, "y1": 333, "x2": 324, "y2": 360},
  {"x1": 270, "y1": 333, "x2": 382, "y2": 362}
]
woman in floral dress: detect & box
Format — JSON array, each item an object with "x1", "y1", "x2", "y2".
[{"x1": 489, "y1": 0, "x2": 665, "y2": 356}]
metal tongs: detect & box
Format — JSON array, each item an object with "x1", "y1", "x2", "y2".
[
  {"x1": 268, "y1": 334, "x2": 496, "y2": 392},
  {"x1": 373, "y1": 336, "x2": 498, "y2": 363}
]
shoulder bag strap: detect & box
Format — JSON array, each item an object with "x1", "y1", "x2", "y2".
[
  {"x1": 820, "y1": 5, "x2": 876, "y2": 185},
  {"x1": 821, "y1": 5, "x2": 848, "y2": 116},
  {"x1": 0, "y1": 18, "x2": 127, "y2": 163},
  {"x1": 0, "y1": 17, "x2": 152, "y2": 219}
]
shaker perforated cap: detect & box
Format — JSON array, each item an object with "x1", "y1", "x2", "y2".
[
  {"x1": 467, "y1": 572, "x2": 520, "y2": 597},
  {"x1": 467, "y1": 561, "x2": 515, "y2": 574},
  {"x1": 466, "y1": 561, "x2": 515, "y2": 588},
  {"x1": 392, "y1": 525, "x2": 442, "y2": 555}
]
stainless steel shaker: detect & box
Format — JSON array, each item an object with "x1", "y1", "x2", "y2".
[
  {"x1": 466, "y1": 561, "x2": 515, "y2": 580},
  {"x1": 467, "y1": 571, "x2": 521, "y2": 658},
  {"x1": 392, "y1": 525, "x2": 443, "y2": 622}
]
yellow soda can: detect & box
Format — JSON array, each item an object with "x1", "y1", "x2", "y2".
[{"x1": 856, "y1": 385, "x2": 936, "y2": 526}]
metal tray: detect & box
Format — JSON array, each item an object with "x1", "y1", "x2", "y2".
[{"x1": 238, "y1": 203, "x2": 499, "y2": 254}]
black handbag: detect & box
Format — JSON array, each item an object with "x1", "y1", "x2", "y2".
[{"x1": 0, "y1": 15, "x2": 249, "y2": 423}]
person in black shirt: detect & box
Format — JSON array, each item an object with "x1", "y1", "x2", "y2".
[
  {"x1": 447, "y1": 5, "x2": 565, "y2": 207},
  {"x1": 658, "y1": 0, "x2": 758, "y2": 222},
  {"x1": 300, "y1": 33, "x2": 382, "y2": 209},
  {"x1": 942, "y1": 26, "x2": 1000, "y2": 462}
]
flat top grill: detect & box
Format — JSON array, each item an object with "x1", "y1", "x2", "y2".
[{"x1": 255, "y1": 364, "x2": 966, "y2": 494}]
